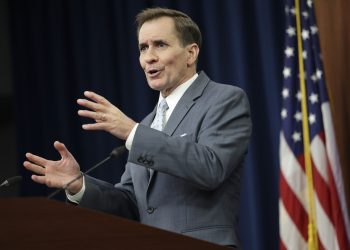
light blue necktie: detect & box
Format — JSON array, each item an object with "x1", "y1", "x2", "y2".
[
  {"x1": 151, "y1": 98, "x2": 169, "y2": 131},
  {"x1": 149, "y1": 98, "x2": 168, "y2": 176}
]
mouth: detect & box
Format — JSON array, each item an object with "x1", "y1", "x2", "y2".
[{"x1": 147, "y1": 68, "x2": 162, "y2": 78}]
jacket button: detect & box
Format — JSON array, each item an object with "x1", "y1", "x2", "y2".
[
  {"x1": 147, "y1": 207, "x2": 155, "y2": 214},
  {"x1": 137, "y1": 157, "x2": 143, "y2": 163}
]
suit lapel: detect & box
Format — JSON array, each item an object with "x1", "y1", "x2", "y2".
[
  {"x1": 146, "y1": 72, "x2": 210, "y2": 188},
  {"x1": 163, "y1": 71, "x2": 210, "y2": 136}
]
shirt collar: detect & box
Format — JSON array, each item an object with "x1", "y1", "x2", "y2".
[{"x1": 157, "y1": 73, "x2": 198, "y2": 114}]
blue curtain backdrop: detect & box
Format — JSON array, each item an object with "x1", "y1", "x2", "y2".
[{"x1": 9, "y1": 0, "x2": 285, "y2": 249}]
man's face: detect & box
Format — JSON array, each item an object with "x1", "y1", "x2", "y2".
[{"x1": 138, "y1": 17, "x2": 195, "y2": 97}]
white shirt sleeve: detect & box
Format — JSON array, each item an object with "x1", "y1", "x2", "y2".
[
  {"x1": 66, "y1": 175, "x2": 86, "y2": 204},
  {"x1": 125, "y1": 123, "x2": 139, "y2": 150}
]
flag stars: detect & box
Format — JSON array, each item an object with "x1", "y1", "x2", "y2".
[
  {"x1": 294, "y1": 111, "x2": 302, "y2": 122},
  {"x1": 282, "y1": 88, "x2": 290, "y2": 99},
  {"x1": 292, "y1": 131, "x2": 302, "y2": 142},
  {"x1": 296, "y1": 91, "x2": 302, "y2": 101},
  {"x1": 310, "y1": 69, "x2": 323, "y2": 82},
  {"x1": 309, "y1": 93, "x2": 318, "y2": 104},
  {"x1": 302, "y1": 50, "x2": 308, "y2": 59},
  {"x1": 283, "y1": 67, "x2": 292, "y2": 78},
  {"x1": 290, "y1": 8, "x2": 296, "y2": 16},
  {"x1": 311, "y1": 73, "x2": 318, "y2": 82},
  {"x1": 307, "y1": 0, "x2": 313, "y2": 8},
  {"x1": 310, "y1": 26, "x2": 318, "y2": 35},
  {"x1": 285, "y1": 6, "x2": 290, "y2": 15},
  {"x1": 302, "y1": 29, "x2": 310, "y2": 40},
  {"x1": 302, "y1": 11, "x2": 309, "y2": 19},
  {"x1": 285, "y1": 47, "x2": 294, "y2": 57},
  {"x1": 316, "y1": 69, "x2": 323, "y2": 79},
  {"x1": 286, "y1": 26, "x2": 296, "y2": 37},
  {"x1": 309, "y1": 113, "x2": 316, "y2": 124},
  {"x1": 281, "y1": 108, "x2": 288, "y2": 119}
]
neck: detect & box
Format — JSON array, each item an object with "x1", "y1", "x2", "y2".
[{"x1": 161, "y1": 70, "x2": 196, "y2": 98}]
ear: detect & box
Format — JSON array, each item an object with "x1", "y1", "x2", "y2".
[{"x1": 186, "y1": 43, "x2": 200, "y2": 67}]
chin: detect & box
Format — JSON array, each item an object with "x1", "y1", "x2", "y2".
[{"x1": 147, "y1": 80, "x2": 166, "y2": 92}]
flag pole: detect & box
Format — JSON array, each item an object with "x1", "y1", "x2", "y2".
[{"x1": 294, "y1": 0, "x2": 318, "y2": 249}]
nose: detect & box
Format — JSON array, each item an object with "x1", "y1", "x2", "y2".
[{"x1": 143, "y1": 47, "x2": 158, "y2": 63}]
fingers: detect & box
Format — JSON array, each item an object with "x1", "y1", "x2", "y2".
[
  {"x1": 82, "y1": 122, "x2": 107, "y2": 131},
  {"x1": 77, "y1": 98, "x2": 101, "y2": 112},
  {"x1": 77, "y1": 91, "x2": 110, "y2": 111},
  {"x1": 31, "y1": 175, "x2": 47, "y2": 185},
  {"x1": 23, "y1": 160, "x2": 46, "y2": 175},
  {"x1": 25, "y1": 152, "x2": 49, "y2": 168},
  {"x1": 79, "y1": 110, "x2": 110, "y2": 131},
  {"x1": 23, "y1": 141, "x2": 79, "y2": 189},
  {"x1": 54, "y1": 141, "x2": 69, "y2": 159},
  {"x1": 78, "y1": 109, "x2": 107, "y2": 122},
  {"x1": 83, "y1": 91, "x2": 109, "y2": 105}
]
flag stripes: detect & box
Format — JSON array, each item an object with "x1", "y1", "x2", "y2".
[{"x1": 279, "y1": 1, "x2": 350, "y2": 249}]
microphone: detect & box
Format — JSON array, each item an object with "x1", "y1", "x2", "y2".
[
  {"x1": 47, "y1": 145, "x2": 126, "y2": 199},
  {"x1": 0, "y1": 176, "x2": 23, "y2": 189}
]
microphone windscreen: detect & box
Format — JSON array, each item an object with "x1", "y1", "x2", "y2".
[
  {"x1": 0, "y1": 175, "x2": 23, "y2": 187},
  {"x1": 110, "y1": 146, "x2": 127, "y2": 158},
  {"x1": 7, "y1": 176, "x2": 23, "y2": 185}
]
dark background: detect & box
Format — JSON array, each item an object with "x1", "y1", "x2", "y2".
[{"x1": 3, "y1": 0, "x2": 346, "y2": 249}]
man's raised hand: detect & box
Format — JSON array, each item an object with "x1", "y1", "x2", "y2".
[{"x1": 23, "y1": 141, "x2": 83, "y2": 194}]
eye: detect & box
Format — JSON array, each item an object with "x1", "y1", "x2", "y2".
[
  {"x1": 155, "y1": 41, "x2": 168, "y2": 49},
  {"x1": 139, "y1": 45, "x2": 148, "y2": 53}
]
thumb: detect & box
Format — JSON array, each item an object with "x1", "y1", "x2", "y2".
[{"x1": 54, "y1": 141, "x2": 69, "y2": 159}]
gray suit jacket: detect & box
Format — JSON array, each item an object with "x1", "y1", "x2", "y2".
[{"x1": 80, "y1": 71, "x2": 252, "y2": 246}]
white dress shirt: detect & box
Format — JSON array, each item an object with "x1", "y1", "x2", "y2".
[{"x1": 67, "y1": 73, "x2": 198, "y2": 203}]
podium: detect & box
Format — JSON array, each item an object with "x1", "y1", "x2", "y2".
[{"x1": 0, "y1": 198, "x2": 227, "y2": 249}]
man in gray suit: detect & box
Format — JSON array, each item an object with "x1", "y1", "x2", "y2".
[{"x1": 24, "y1": 8, "x2": 251, "y2": 248}]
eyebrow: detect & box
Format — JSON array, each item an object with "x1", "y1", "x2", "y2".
[
  {"x1": 138, "y1": 42, "x2": 146, "y2": 49},
  {"x1": 154, "y1": 39, "x2": 168, "y2": 45},
  {"x1": 139, "y1": 39, "x2": 168, "y2": 47}
]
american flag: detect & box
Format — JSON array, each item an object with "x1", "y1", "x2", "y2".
[{"x1": 279, "y1": 0, "x2": 350, "y2": 249}]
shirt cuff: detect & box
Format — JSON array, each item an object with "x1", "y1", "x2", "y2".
[
  {"x1": 66, "y1": 175, "x2": 86, "y2": 204},
  {"x1": 125, "y1": 123, "x2": 139, "y2": 150}
]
